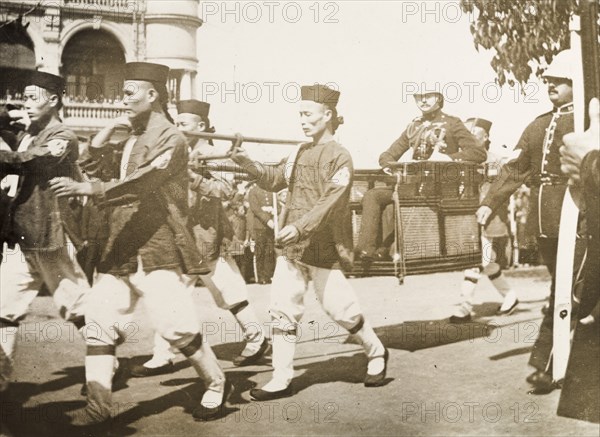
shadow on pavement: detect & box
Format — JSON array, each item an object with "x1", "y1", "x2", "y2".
[
  {"x1": 3, "y1": 311, "x2": 546, "y2": 436},
  {"x1": 489, "y1": 346, "x2": 533, "y2": 361},
  {"x1": 5, "y1": 366, "x2": 84, "y2": 405}
]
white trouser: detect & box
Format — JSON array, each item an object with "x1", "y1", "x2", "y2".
[
  {"x1": 0, "y1": 242, "x2": 89, "y2": 390},
  {"x1": 1, "y1": 242, "x2": 89, "y2": 324},
  {"x1": 84, "y1": 267, "x2": 200, "y2": 349},
  {"x1": 200, "y1": 256, "x2": 248, "y2": 309},
  {"x1": 269, "y1": 256, "x2": 363, "y2": 332},
  {"x1": 82, "y1": 265, "x2": 224, "y2": 420},
  {"x1": 266, "y1": 256, "x2": 382, "y2": 387},
  {"x1": 150, "y1": 255, "x2": 260, "y2": 363}
]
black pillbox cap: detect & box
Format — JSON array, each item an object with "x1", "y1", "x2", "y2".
[
  {"x1": 466, "y1": 117, "x2": 492, "y2": 135},
  {"x1": 123, "y1": 62, "x2": 169, "y2": 85},
  {"x1": 26, "y1": 71, "x2": 65, "y2": 94},
  {"x1": 300, "y1": 84, "x2": 340, "y2": 107},
  {"x1": 177, "y1": 100, "x2": 210, "y2": 118}
]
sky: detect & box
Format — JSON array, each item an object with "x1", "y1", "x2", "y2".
[{"x1": 194, "y1": 1, "x2": 553, "y2": 167}]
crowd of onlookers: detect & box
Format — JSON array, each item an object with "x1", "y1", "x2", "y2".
[{"x1": 220, "y1": 180, "x2": 277, "y2": 285}]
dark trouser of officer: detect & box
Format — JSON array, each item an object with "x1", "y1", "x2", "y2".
[
  {"x1": 528, "y1": 236, "x2": 585, "y2": 385},
  {"x1": 357, "y1": 187, "x2": 394, "y2": 257},
  {"x1": 254, "y1": 229, "x2": 275, "y2": 283}
]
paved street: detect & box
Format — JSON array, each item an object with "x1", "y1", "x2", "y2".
[{"x1": 2, "y1": 266, "x2": 599, "y2": 436}]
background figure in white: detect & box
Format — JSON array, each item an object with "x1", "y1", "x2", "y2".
[{"x1": 450, "y1": 118, "x2": 518, "y2": 323}]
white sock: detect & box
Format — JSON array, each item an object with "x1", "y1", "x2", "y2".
[
  {"x1": 262, "y1": 332, "x2": 295, "y2": 392},
  {"x1": 187, "y1": 342, "x2": 225, "y2": 394},
  {"x1": 85, "y1": 355, "x2": 115, "y2": 391},
  {"x1": 146, "y1": 333, "x2": 176, "y2": 367},
  {"x1": 353, "y1": 319, "x2": 385, "y2": 375},
  {"x1": 455, "y1": 268, "x2": 481, "y2": 316},
  {"x1": 500, "y1": 291, "x2": 518, "y2": 311},
  {"x1": 234, "y1": 305, "x2": 265, "y2": 345}
]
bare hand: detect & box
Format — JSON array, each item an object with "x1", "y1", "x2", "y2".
[
  {"x1": 229, "y1": 146, "x2": 251, "y2": 164},
  {"x1": 476, "y1": 205, "x2": 492, "y2": 225},
  {"x1": 112, "y1": 116, "x2": 132, "y2": 130},
  {"x1": 8, "y1": 109, "x2": 30, "y2": 130},
  {"x1": 560, "y1": 98, "x2": 600, "y2": 179},
  {"x1": 267, "y1": 219, "x2": 275, "y2": 229},
  {"x1": 276, "y1": 225, "x2": 299, "y2": 245},
  {"x1": 49, "y1": 177, "x2": 94, "y2": 197},
  {"x1": 187, "y1": 168, "x2": 199, "y2": 181}
]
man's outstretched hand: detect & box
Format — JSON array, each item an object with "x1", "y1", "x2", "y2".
[
  {"x1": 49, "y1": 177, "x2": 94, "y2": 197},
  {"x1": 276, "y1": 225, "x2": 299, "y2": 245}
]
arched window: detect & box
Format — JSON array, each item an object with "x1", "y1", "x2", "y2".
[{"x1": 61, "y1": 29, "x2": 125, "y2": 103}]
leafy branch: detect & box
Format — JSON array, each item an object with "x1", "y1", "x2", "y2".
[{"x1": 460, "y1": 0, "x2": 580, "y2": 86}]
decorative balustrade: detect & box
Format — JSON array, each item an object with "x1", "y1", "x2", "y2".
[
  {"x1": 63, "y1": 101, "x2": 123, "y2": 121},
  {"x1": 63, "y1": 0, "x2": 141, "y2": 14}
]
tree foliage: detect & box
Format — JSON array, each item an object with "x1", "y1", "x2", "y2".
[{"x1": 461, "y1": 0, "x2": 579, "y2": 86}]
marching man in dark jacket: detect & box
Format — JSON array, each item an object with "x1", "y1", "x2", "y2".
[
  {"x1": 0, "y1": 71, "x2": 90, "y2": 393},
  {"x1": 129, "y1": 99, "x2": 267, "y2": 377},
  {"x1": 356, "y1": 85, "x2": 486, "y2": 260},
  {"x1": 50, "y1": 63, "x2": 229, "y2": 424},
  {"x1": 477, "y1": 50, "x2": 586, "y2": 393},
  {"x1": 231, "y1": 84, "x2": 388, "y2": 401}
]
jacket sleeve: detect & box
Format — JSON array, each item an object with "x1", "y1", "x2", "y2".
[
  {"x1": 79, "y1": 141, "x2": 120, "y2": 181},
  {"x1": 291, "y1": 148, "x2": 353, "y2": 239},
  {"x1": 0, "y1": 130, "x2": 77, "y2": 174},
  {"x1": 90, "y1": 131, "x2": 187, "y2": 202},
  {"x1": 481, "y1": 123, "x2": 533, "y2": 212},
  {"x1": 255, "y1": 158, "x2": 289, "y2": 193},
  {"x1": 379, "y1": 130, "x2": 409, "y2": 167},
  {"x1": 447, "y1": 119, "x2": 487, "y2": 163},
  {"x1": 190, "y1": 170, "x2": 234, "y2": 198},
  {"x1": 248, "y1": 188, "x2": 273, "y2": 226}
]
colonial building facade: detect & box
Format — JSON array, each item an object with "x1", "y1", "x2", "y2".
[{"x1": 0, "y1": 0, "x2": 202, "y2": 135}]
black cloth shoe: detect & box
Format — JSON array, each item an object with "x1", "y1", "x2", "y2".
[
  {"x1": 528, "y1": 378, "x2": 558, "y2": 395},
  {"x1": 496, "y1": 299, "x2": 519, "y2": 315},
  {"x1": 526, "y1": 370, "x2": 557, "y2": 394},
  {"x1": 374, "y1": 249, "x2": 392, "y2": 261},
  {"x1": 130, "y1": 360, "x2": 174, "y2": 378},
  {"x1": 250, "y1": 384, "x2": 294, "y2": 401},
  {"x1": 526, "y1": 369, "x2": 552, "y2": 386},
  {"x1": 364, "y1": 348, "x2": 389, "y2": 387},
  {"x1": 357, "y1": 250, "x2": 375, "y2": 262},
  {"x1": 192, "y1": 379, "x2": 233, "y2": 421},
  {"x1": 449, "y1": 314, "x2": 472, "y2": 324},
  {"x1": 233, "y1": 337, "x2": 270, "y2": 367}
]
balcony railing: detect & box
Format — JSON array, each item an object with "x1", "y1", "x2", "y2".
[
  {"x1": 63, "y1": 0, "x2": 142, "y2": 15},
  {"x1": 63, "y1": 101, "x2": 123, "y2": 120},
  {"x1": 62, "y1": 101, "x2": 125, "y2": 133}
]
